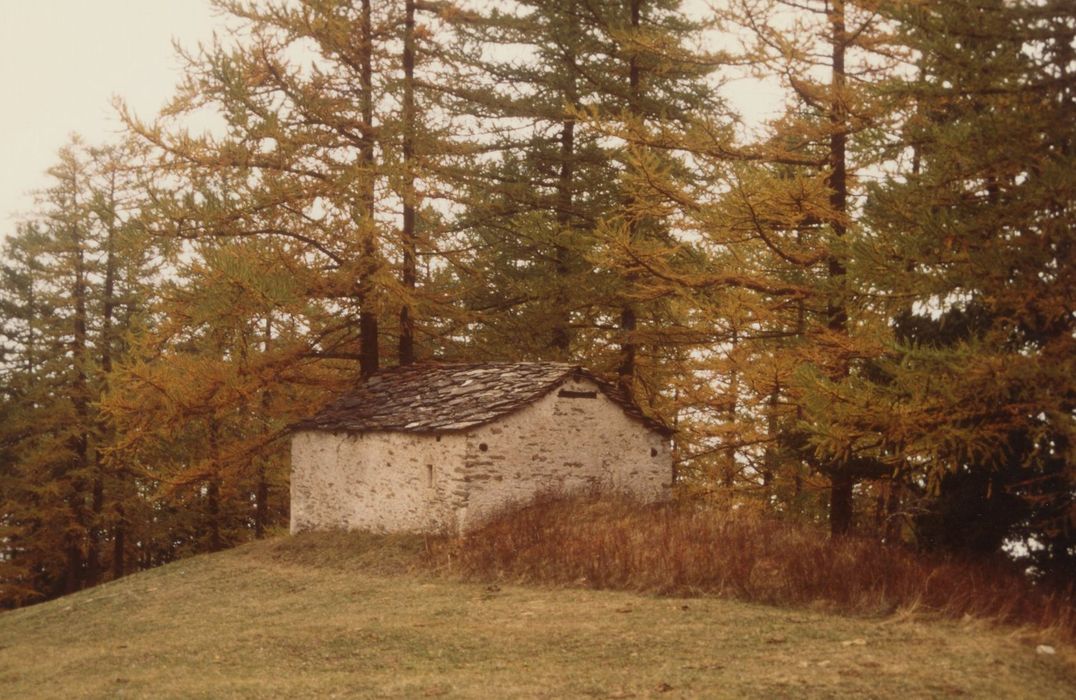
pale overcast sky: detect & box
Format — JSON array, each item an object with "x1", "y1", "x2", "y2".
[
  {"x1": 0, "y1": 1, "x2": 781, "y2": 237},
  {"x1": 0, "y1": 0, "x2": 219, "y2": 229}
]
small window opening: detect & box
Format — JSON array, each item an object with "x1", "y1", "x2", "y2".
[
  {"x1": 479, "y1": 442, "x2": 489, "y2": 452},
  {"x1": 650, "y1": 447, "x2": 658, "y2": 457},
  {"x1": 558, "y1": 389, "x2": 597, "y2": 399},
  {"x1": 427, "y1": 464, "x2": 434, "y2": 487}
]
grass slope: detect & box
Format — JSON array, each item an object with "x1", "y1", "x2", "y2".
[{"x1": 0, "y1": 533, "x2": 1073, "y2": 699}]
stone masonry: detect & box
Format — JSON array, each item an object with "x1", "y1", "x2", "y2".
[{"x1": 290, "y1": 363, "x2": 673, "y2": 534}]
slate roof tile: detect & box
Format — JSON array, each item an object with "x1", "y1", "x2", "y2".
[{"x1": 293, "y1": 362, "x2": 672, "y2": 435}]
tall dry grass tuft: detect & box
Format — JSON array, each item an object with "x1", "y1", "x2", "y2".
[{"x1": 438, "y1": 493, "x2": 1075, "y2": 639}]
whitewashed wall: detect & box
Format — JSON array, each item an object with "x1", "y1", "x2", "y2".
[
  {"x1": 291, "y1": 377, "x2": 672, "y2": 534},
  {"x1": 454, "y1": 377, "x2": 671, "y2": 530},
  {"x1": 290, "y1": 430, "x2": 465, "y2": 533}
]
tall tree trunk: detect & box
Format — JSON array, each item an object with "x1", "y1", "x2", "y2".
[
  {"x1": 398, "y1": 0, "x2": 418, "y2": 366},
  {"x1": 723, "y1": 329, "x2": 739, "y2": 488},
  {"x1": 67, "y1": 191, "x2": 90, "y2": 592},
  {"x1": 255, "y1": 315, "x2": 272, "y2": 539},
  {"x1": 112, "y1": 502, "x2": 125, "y2": 579},
  {"x1": 618, "y1": 0, "x2": 643, "y2": 396},
  {"x1": 358, "y1": 0, "x2": 379, "y2": 377},
  {"x1": 207, "y1": 413, "x2": 223, "y2": 552},
  {"x1": 551, "y1": 0, "x2": 579, "y2": 359},
  {"x1": 88, "y1": 175, "x2": 118, "y2": 586},
  {"x1": 830, "y1": 471, "x2": 854, "y2": 536},
  {"x1": 255, "y1": 469, "x2": 269, "y2": 539},
  {"x1": 86, "y1": 474, "x2": 103, "y2": 586},
  {"x1": 207, "y1": 477, "x2": 222, "y2": 553},
  {"x1": 884, "y1": 479, "x2": 903, "y2": 543},
  {"x1": 826, "y1": 0, "x2": 852, "y2": 536},
  {"x1": 551, "y1": 122, "x2": 575, "y2": 358},
  {"x1": 618, "y1": 306, "x2": 637, "y2": 396},
  {"x1": 762, "y1": 382, "x2": 779, "y2": 488}
]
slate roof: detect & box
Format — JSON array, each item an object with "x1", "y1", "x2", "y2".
[{"x1": 294, "y1": 362, "x2": 672, "y2": 436}]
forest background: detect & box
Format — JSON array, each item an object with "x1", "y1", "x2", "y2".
[{"x1": 0, "y1": 0, "x2": 1072, "y2": 608}]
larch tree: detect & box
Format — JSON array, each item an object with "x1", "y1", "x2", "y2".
[
  {"x1": 594, "y1": 0, "x2": 723, "y2": 400},
  {"x1": 103, "y1": 232, "x2": 329, "y2": 555},
  {"x1": 122, "y1": 0, "x2": 465, "y2": 379},
  {"x1": 0, "y1": 138, "x2": 158, "y2": 603},
  {"x1": 804, "y1": 0, "x2": 1075, "y2": 570},
  {"x1": 676, "y1": 0, "x2": 908, "y2": 532},
  {"x1": 0, "y1": 222, "x2": 63, "y2": 604},
  {"x1": 444, "y1": 0, "x2": 624, "y2": 363},
  {"x1": 450, "y1": 0, "x2": 721, "y2": 409}
]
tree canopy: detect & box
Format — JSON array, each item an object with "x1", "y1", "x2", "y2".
[{"x1": 2, "y1": 0, "x2": 1073, "y2": 606}]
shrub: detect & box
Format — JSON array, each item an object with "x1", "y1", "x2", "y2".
[{"x1": 434, "y1": 493, "x2": 1075, "y2": 639}]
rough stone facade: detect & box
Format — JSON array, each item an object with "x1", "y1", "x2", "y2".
[{"x1": 291, "y1": 375, "x2": 672, "y2": 533}]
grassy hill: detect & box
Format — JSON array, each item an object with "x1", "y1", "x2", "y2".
[{"x1": 0, "y1": 533, "x2": 1073, "y2": 699}]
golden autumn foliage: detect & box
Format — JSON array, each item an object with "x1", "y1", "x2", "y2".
[{"x1": 1, "y1": 0, "x2": 1073, "y2": 608}]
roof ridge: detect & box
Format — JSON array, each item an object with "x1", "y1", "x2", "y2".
[{"x1": 293, "y1": 361, "x2": 671, "y2": 435}]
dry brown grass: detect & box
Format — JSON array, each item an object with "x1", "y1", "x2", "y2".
[
  {"x1": 437, "y1": 493, "x2": 1076, "y2": 640},
  {"x1": 3, "y1": 531, "x2": 1074, "y2": 698}
]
